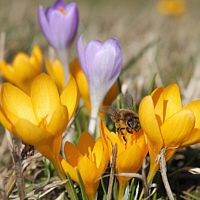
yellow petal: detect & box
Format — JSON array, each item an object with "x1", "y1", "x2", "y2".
[
  {"x1": 45, "y1": 57, "x2": 65, "y2": 93},
  {"x1": 78, "y1": 156, "x2": 99, "y2": 196},
  {"x1": 31, "y1": 73, "x2": 60, "y2": 124},
  {"x1": 77, "y1": 131, "x2": 95, "y2": 156},
  {"x1": 0, "y1": 61, "x2": 16, "y2": 85},
  {"x1": 100, "y1": 120, "x2": 125, "y2": 159},
  {"x1": 1, "y1": 83, "x2": 37, "y2": 124},
  {"x1": 30, "y1": 45, "x2": 43, "y2": 76},
  {"x1": 97, "y1": 142, "x2": 109, "y2": 177},
  {"x1": 151, "y1": 86, "x2": 164, "y2": 125},
  {"x1": 183, "y1": 100, "x2": 200, "y2": 129},
  {"x1": 60, "y1": 77, "x2": 79, "y2": 121},
  {"x1": 0, "y1": 106, "x2": 13, "y2": 133},
  {"x1": 163, "y1": 83, "x2": 182, "y2": 122},
  {"x1": 161, "y1": 109, "x2": 195, "y2": 147},
  {"x1": 14, "y1": 118, "x2": 54, "y2": 146},
  {"x1": 12, "y1": 52, "x2": 35, "y2": 81},
  {"x1": 180, "y1": 128, "x2": 200, "y2": 148},
  {"x1": 139, "y1": 96, "x2": 163, "y2": 156},
  {"x1": 36, "y1": 135, "x2": 62, "y2": 161},
  {"x1": 132, "y1": 129, "x2": 148, "y2": 159},
  {"x1": 46, "y1": 105, "x2": 68, "y2": 136},
  {"x1": 64, "y1": 141, "x2": 82, "y2": 167},
  {"x1": 92, "y1": 138, "x2": 104, "y2": 169},
  {"x1": 116, "y1": 144, "x2": 143, "y2": 183},
  {"x1": 60, "y1": 155, "x2": 79, "y2": 183}
]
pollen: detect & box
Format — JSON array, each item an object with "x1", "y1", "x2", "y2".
[{"x1": 58, "y1": 7, "x2": 66, "y2": 16}]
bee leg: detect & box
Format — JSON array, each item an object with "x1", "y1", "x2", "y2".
[
  {"x1": 119, "y1": 128, "x2": 127, "y2": 144},
  {"x1": 126, "y1": 127, "x2": 132, "y2": 133}
]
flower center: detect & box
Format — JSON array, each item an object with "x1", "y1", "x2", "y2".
[
  {"x1": 58, "y1": 7, "x2": 66, "y2": 16},
  {"x1": 39, "y1": 117, "x2": 48, "y2": 129}
]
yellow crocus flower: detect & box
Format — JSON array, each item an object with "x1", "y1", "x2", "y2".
[
  {"x1": 157, "y1": 0, "x2": 186, "y2": 16},
  {"x1": 100, "y1": 120, "x2": 148, "y2": 199},
  {"x1": 139, "y1": 83, "x2": 200, "y2": 183},
  {"x1": 0, "y1": 73, "x2": 79, "y2": 199},
  {"x1": 60, "y1": 131, "x2": 109, "y2": 200},
  {"x1": 0, "y1": 45, "x2": 42, "y2": 95}
]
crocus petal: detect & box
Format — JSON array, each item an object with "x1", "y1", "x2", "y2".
[
  {"x1": 183, "y1": 100, "x2": 200, "y2": 129},
  {"x1": 60, "y1": 77, "x2": 79, "y2": 121},
  {"x1": 45, "y1": 57, "x2": 65, "y2": 92},
  {"x1": 76, "y1": 131, "x2": 95, "y2": 156},
  {"x1": 38, "y1": 6, "x2": 57, "y2": 48},
  {"x1": 139, "y1": 96, "x2": 163, "y2": 156},
  {"x1": 14, "y1": 118, "x2": 54, "y2": 146},
  {"x1": 36, "y1": 135, "x2": 62, "y2": 161},
  {"x1": 163, "y1": 83, "x2": 182, "y2": 122},
  {"x1": 180, "y1": 128, "x2": 200, "y2": 148},
  {"x1": 0, "y1": 61, "x2": 16, "y2": 84},
  {"x1": 64, "y1": 141, "x2": 82, "y2": 167},
  {"x1": 0, "y1": 106, "x2": 13, "y2": 133},
  {"x1": 161, "y1": 109, "x2": 195, "y2": 147},
  {"x1": 92, "y1": 138, "x2": 104, "y2": 169},
  {"x1": 46, "y1": 105, "x2": 68, "y2": 136},
  {"x1": 97, "y1": 144, "x2": 109, "y2": 177},
  {"x1": 116, "y1": 144, "x2": 143, "y2": 183},
  {"x1": 29, "y1": 45, "x2": 43, "y2": 76},
  {"x1": 1, "y1": 83, "x2": 37, "y2": 125},
  {"x1": 60, "y1": 155, "x2": 79, "y2": 183},
  {"x1": 31, "y1": 73, "x2": 60, "y2": 124},
  {"x1": 151, "y1": 86, "x2": 164, "y2": 125},
  {"x1": 78, "y1": 156, "x2": 99, "y2": 196}
]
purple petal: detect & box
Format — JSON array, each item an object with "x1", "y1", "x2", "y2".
[
  {"x1": 77, "y1": 35, "x2": 86, "y2": 76},
  {"x1": 63, "y1": 3, "x2": 79, "y2": 47},
  {"x1": 38, "y1": 6, "x2": 57, "y2": 47},
  {"x1": 54, "y1": 0, "x2": 66, "y2": 9},
  {"x1": 48, "y1": 10, "x2": 68, "y2": 49}
]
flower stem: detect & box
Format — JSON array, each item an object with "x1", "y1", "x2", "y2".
[
  {"x1": 159, "y1": 148, "x2": 174, "y2": 200},
  {"x1": 51, "y1": 158, "x2": 75, "y2": 200},
  {"x1": 118, "y1": 181, "x2": 126, "y2": 200},
  {"x1": 88, "y1": 194, "x2": 96, "y2": 200},
  {"x1": 56, "y1": 48, "x2": 69, "y2": 86}
]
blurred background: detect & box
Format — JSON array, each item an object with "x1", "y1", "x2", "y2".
[{"x1": 0, "y1": 0, "x2": 200, "y2": 103}]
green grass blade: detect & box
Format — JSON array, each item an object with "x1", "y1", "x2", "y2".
[
  {"x1": 148, "y1": 72, "x2": 157, "y2": 95},
  {"x1": 100, "y1": 178, "x2": 107, "y2": 199},
  {"x1": 182, "y1": 191, "x2": 200, "y2": 200},
  {"x1": 76, "y1": 168, "x2": 88, "y2": 200},
  {"x1": 65, "y1": 171, "x2": 79, "y2": 200}
]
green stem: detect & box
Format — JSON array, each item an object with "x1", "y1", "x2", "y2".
[
  {"x1": 51, "y1": 158, "x2": 75, "y2": 200},
  {"x1": 118, "y1": 181, "x2": 126, "y2": 200}
]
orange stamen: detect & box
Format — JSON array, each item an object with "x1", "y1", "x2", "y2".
[{"x1": 58, "y1": 7, "x2": 66, "y2": 16}]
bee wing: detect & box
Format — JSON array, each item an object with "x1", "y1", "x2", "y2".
[
  {"x1": 99, "y1": 106, "x2": 120, "y2": 117},
  {"x1": 123, "y1": 93, "x2": 134, "y2": 110}
]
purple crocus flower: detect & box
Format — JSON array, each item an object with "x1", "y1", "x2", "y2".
[
  {"x1": 38, "y1": 0, "x2": 79, "y2": 50},
  {"x1": 77, "y1": 35, "x2": 123, "y2": 136},
  {"x1": 38, "y1": 0, "x2": 79, "y2": 85}
]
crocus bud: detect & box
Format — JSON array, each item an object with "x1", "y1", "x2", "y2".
[
  {"x1": 77, "y1": 35, "x2": 123, "y2": 136},
  {"x1": 38, "y1": 0, "x2": 79, "y2": 85}
]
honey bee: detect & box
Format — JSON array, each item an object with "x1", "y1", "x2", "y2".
[{"x1": 99, "y1": 93, "x2": 140, "y2": 142}]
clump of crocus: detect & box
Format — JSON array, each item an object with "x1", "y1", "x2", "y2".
[
  {"x1": 100, "y1": 120, "x2": 148, "y2": 199},
  {"x1": 139, "y1": 83, "x2": 200, "y2": 183},
  {"x1": 60, "y1": 131, "x2": 109, "y2": 200},
  {"x1": 38, "y1": 0, "x2": 79, "y2": 85},
  {"x1": 157, "y1": 0, "x2": 186, "y2": 16},
  {"x1": 77, "y1": 35, "x2": 123, "y2": 136},
  {"x1": 0, "y1": 73, "x2": 79, "y2": 199},
  {"x1": 0, "y1": 45, "x2": 42, "y2": 95}
]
